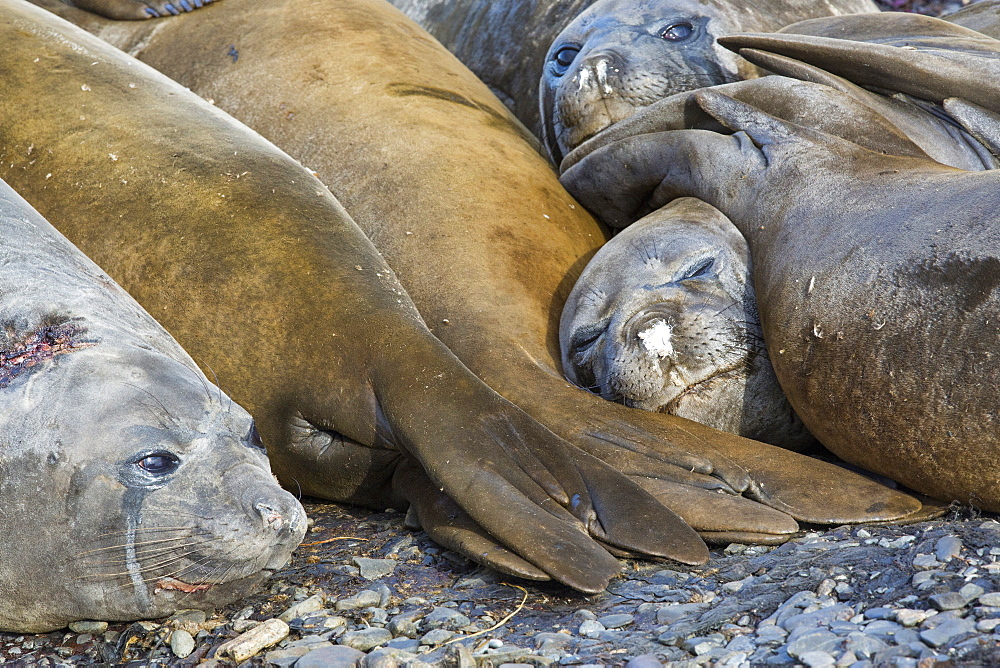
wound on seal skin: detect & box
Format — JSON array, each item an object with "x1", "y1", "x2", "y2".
[{"x1": 0, "y1": 318, "x2": 96, "y2": 389}]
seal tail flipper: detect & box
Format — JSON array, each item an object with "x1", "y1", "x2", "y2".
[
  {"x1": 944, "y1": 97, "x2": 1000, "y2": 158},
  {"x1": 66, "y1": 0, "x2": 213, "y2": 19},
  {"x1": 392, "y1": 461, "x2": 551, "y2": 581}
]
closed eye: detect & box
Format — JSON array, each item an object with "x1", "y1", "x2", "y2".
[
  {"x1": 569, "y1": 318, "x2": 610, "y2": 356},
  {"x1": 681, "y1": 257, "x2": 716, "y2": 281}
]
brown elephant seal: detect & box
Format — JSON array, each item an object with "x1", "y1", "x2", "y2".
[
  {"x1": 1, "y1": 0, "x2": 740, "y2": 594},
  {"x1": 0, "y1": 178, "x2": 305, "y2": 632},
  {"x1": 539, "y1": 0, "x2": 878, "y2": 162},
  {"x1": 28, "y1": 0, "x2": 927, "y2": 575},
  {"x1": 561, "y1": 197, "x2": 814, "y2": 451},
  {"x1": 562, "y1": 86, "x2": 1000, "y2": 511}
]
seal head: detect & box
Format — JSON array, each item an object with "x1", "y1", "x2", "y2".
[
  {"x1": 539, "y1": 0, "x2": 878, "y2": 163},
  {"x1": 561, "y1": 197, "x2": 813, "y2": 450},
  {"x1": 0, "y1": 180, "x2": 306, "y2": 632}
]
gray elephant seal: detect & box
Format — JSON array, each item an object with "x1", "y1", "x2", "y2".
[
  {"x1": 0, "y1": 178, "x2": 305, "y2": 632},
  {"x1": 562, "y1": 86, "x2": 1000, "y2": 511},
  {"x1": 561, "y1": 197, "x2": 814, "y2": 451},
  {"x1": 539, "y1": 0, "x2": 878, "y2": 163}
]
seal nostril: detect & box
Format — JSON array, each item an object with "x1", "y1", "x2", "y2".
[{"x1": 254, "y1": 502, "x2": 285, "y2": 530}]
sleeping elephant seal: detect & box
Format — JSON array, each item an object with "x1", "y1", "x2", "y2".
[
  {"x1": 562, "y1": 89, "x2": 1000, "y2": 511},
  {"x1": 560, "y1": 197, "x2": 814, "y2": 451},
  {"x1": 0, "y1": 178, "x2": 305, "y2": 632},
  {"x1": 539, "y1": 0, "x2": 878, "y2": 163},
  {"x1": 30, "y1": 0, "x2": 931, "y2": 550},
  {"x1": 0, "y1": 0, "x2": 749, "y2": 593}
]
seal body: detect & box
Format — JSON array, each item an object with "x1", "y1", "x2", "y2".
[
  {"x1": 561, "y1": 197, "x2": 813, "y2": 450},
  {"x1": 0, "y1": 179, "x2": 305, "y2": 632},
  {"x1": 539, "y1": 0, "x2": 878, "y2": 162},
  {"x1": 563, "y1": 88, "x2": 1000, "y2": 511}
]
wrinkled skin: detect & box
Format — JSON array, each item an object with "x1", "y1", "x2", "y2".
[
  {"x1": 539, "y1": 0, "x2": 878, "y2": 163},
  {"x1": 562, "y1": 84, "x2": 1000, "y2": 511},
  {"x1": 561, "y1": 197, "x2": 814, "y2": 451},
  {"x1": 0, "y1": 180, "x2": 305, "y2": 632}
]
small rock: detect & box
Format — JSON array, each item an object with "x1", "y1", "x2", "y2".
[
  {"x1": 336, "y1": 590, "x2": 383, "y2": 611},
  {"x1": 388, "y1": 617, "x2": 419, "y2": 638},
  {"x1": 895, "y1": 609, "x2": 930, "y2": 627},
  {"x1": 265, "y1": 646, "x2": 315, "y2": 663},
  {"x1": 341, "y1": 627, "x2": 393, "y2": 651},
  {"x1": 864, "y1": 608, "x2": 894, "y2": 621},
  {"x1": 929, "y1": 592, "x2": 968, "y2": 611},
  {"x1": 422, "y1": 606, "x2": 472, "y2": 631},
  {"x1": 844, "y1": 633, "x2": 889, "y2": 659},
  {"x1": 798, "y1": 650, "x2": 836, "y2": 667},
  {"x1": 216, "y1": 618, "x2": 289, "y2": 663},
  {"x1": 912, "y1": 554, "x2": 940, "y2": 569},
  {"x1": 935, "y1": 535, "x2": 963, "y2": 562},
  {"x1": 597, "y1": 614, "x2": 634, "y2": 629},
  {"x1": 979, "y1": 592, "x2": 1000, "y2": 607},
  {"x1": 624, "y1": 654, "x2": 662, "y2": 668},
  {"x1": 297, "y1": 645, "x2": 366, "y2": 668},
  {"x1": 977, "y1": 618, "x2": 1000, "y2": 632},
  {"x1": 960, "y1": 584, "x2": 985, "y2": 603},
  {"x1": 419, "y1": 628, "x2": 454, "y2": 646},
  {"x1": 787, "y1": 631, "x2": 842, "y2": 658},
  {"x1": 169, "y1": 629, "x2": 195, "y2": 659},
  {"x1": 578, "y1": 620, "x2": 605, "y2": 638},
  {"x1": 67, "y1": 621, "x2": 108, "y2": 634},
  {"x1": 354, "y1": 557, "x2": 397, "y2": 580},
  {"x1": 278, "y1": 594, "x2": 325, "y2": 622},
  {"x1": 919, "y1": 617, "x2": 977, "y2": 648},
  {"x1": 656, "y1": 602, "x2": 709, "y2": 625}
]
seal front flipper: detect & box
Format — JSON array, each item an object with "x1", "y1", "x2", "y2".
[
  {"x1": 944, "y1": 97, "x2": 1000, "y2": 157},
  {"x1": 62, "y1": 0, "x2": 211, "y2": 19}
]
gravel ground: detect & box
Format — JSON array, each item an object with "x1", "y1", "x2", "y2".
[
  {"x1": 3, "y1": 503, "x2": 1000, "y2": 667},
  {"x1": 2, "y1": 1, "x2": 997, "y2": 666}
]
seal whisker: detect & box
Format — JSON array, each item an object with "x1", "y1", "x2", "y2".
[
  {"x1": 122, "y1": 382, "x2": 181, "y2": 428},
  {"x1": 76, "y1": 532, "x2": 204, "y2": 556},
  {"x1": 75, "y1": 538, "x2": 216, "y2": 573}
]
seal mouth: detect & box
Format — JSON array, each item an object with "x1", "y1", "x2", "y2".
[
  {"x1": 660, "y1": 364, "x2": 747, "y2": 413},
  {"x1": 153, "y1": 576, "x2": 214, "y2": 594}
]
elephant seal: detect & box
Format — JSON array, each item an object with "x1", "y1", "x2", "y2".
[
  {"x1": 0, "y1": 178, "x2": 305, "y2": 632},
  {"x1": 562, "y1": 86, "x2": 1000, "y2": 511},
  {"x1": 560, "y1": 197, "x2": 814, "y2": 451},
  {"x1": 27, "y1": 0, "x2": 927, "y2": 575},
  {"x1": 539, "y1": 0, "x2": 878, "y2": 163},
  {"x1": 0, "y1": 0, "x2": 742, "y2": 593}
]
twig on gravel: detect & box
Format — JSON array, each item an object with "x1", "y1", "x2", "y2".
[
  {"x1": 440, "y1": 583, "x2": 529, "y2": 648},
  {"x1": 299, "y1": 536, "x2": 369, "y2": 546}
]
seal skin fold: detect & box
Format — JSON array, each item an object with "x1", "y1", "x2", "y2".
[{"x1": 0, "y1": 180, "x2": 306, "y2": 632}]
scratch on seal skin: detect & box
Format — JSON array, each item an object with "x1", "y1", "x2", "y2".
[{"x1": 0, "y1": 320, "x2": 95, "y2": 389}]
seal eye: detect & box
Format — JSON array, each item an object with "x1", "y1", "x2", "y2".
[
  {"x1": 137, "y1": 452, "x2": 180, "y2": 476},
  {"x1": 659, "y1": 22, "x2": 694, "y2": 42},
  {"x1": 682, "y1": 258, "x2": 715, "y2": 281},
  {"x1": 245, "y1": 420, "x2": 266, "y2": 452},
  {"x1": 550, "y1": 45, "x2": 580, "y2": 76}
]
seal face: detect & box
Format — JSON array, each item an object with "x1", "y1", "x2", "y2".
[
  {"x1": 539, "y1": 0, "x2": 878, "y2": 163},
  {"x1": 561, "y1": 198, "x2": 813, "y2": 450},
  {"x1": 0, "y1": 179, "x2": 306, "y2": 632}
]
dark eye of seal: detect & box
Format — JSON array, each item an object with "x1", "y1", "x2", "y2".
[
  {"x1": 134, "y1": 451, "x2": 181, "y2": 476},
  {"x1": 659, "y1": 22, "x2": 694, "y2": 42},
  {"x1": 245, "y1": 420, "x2": 266, "y2": 452},
  {"x1": 550, "y1": 45, "x2": 580, "y2": 76}
]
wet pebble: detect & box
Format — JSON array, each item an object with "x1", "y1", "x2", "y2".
[
  {"x1": 169, "y1": 629, "x2": 195, "y2": 658},
  {"x1": 354, "y1": 557, "x2": 397, "y2": 580},
  {"x1": 298, "y1": 644, "x2": 366, "y2": 668},
  {"x1": 340, "y1": 627, "x2": 393, "y2": 651}
]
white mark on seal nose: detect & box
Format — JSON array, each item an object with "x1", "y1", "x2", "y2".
[
  {"x1": 577, "y1": 67, "x2": 593, "y2": 91},
  {"x1": 595, "y1": 59, "x2": 614, "y2": 95},
  {"x1": 638, "y1": 319, "x2": 674, "y2": 358},
  {"x1": 255, "y1": 502, "x2": 285, "y2": 531}
]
